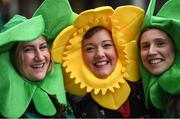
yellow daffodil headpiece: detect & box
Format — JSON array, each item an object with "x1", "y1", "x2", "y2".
[{"x1": 52, "y1": 6, "x2": 144, "y2": 110}]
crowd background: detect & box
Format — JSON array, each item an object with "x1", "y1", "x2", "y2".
[{"x1": 0, "y1": 0, "x2": 166, "y2": 29}]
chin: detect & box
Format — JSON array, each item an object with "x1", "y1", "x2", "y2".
[{"x1": 150, "y1": 70, "x2": 163, "y2": 76}]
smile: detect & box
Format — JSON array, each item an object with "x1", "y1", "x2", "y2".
[
  {"x1": 148, "y1": 59, "x2": 163, "y2": 64},
  {"x1": 31, "y1": 63, "x2": 45, "y2": 68},
  {"x1": 94, "y1": 61, "x2": 109, "y2": 67}
]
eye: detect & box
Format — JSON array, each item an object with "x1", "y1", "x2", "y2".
[
  {"x1": 85, "y1": 46, "x2": 95, "y2": 53},
  {"x1": 23, "y1": 46, "x2": 34, "y2": 53},
  {"x1": 103, "y1": 43, "x2": 113, "y2": 49},
  {"x1": 103, "y1": 42, "x2": 114, "y2": 49},
  {"x1": 156, "y1": 41, "x2": 165, "y2": 47},
  {"x1": 141, "y1": 43, "x2": 149, "y2": 50},
  {"x1": 40, "y1": 44, "x2": 48, "y2": 50}
]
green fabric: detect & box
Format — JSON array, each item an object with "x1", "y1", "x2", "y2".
[
  {"x1": 0, "y1": 51, "x2": 66, "y2": 117},
  {"x1": 33, "y1": 0, "x2": 77, "y2": 41},
  {"x1": 0, "y1": 0, "x2": 77, "y2": 117},
  {"x1": 0, "y1": 15, "x2": 44, "y2": 52},
  {"x1": 140, "y1": 0, "x2": 180, "y2": 110}
]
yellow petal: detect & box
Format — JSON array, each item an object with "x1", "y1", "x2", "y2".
[
  {"x1": 124, "y1": 41, "x2": 138, "y2": 61},
  {"x1": 51, "y1": 26, "x2": 77, "y2": 63},
  {"x1": 64, "y1": 72, "x2": 87, "y2": 96},
  {"x1": 125, "y1": 60, "x2": 140, "y2": 82},
  {"x1": 91, "y1": 82, "x2": 130, "y2": 110},
  {"x1": 74, "y1": 6, "x2": 114, "y2": 28},
  {"x1": 112, "y1": 5, "x2": 144, "y2": 43}
]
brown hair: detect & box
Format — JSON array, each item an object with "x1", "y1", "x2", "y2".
[{"x1": 83, "y1": 26, "x2": 112, "y2": 40}]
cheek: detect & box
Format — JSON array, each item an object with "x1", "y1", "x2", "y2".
[
  {"x1": 111, "y1": 52, "x2": 117, "y2": 64},
  {"x1": 140, "y1": 51, "x2": 148, "y2": 67},
  {"x1": 22, "y1": 54, "x2": 32, "y2": 66},
  {"x1": 109, "y1": 47, "x2": 117, "y2": 58},
  {"x1": 45, "y1": 52, "x2": 51, "y2": 62},
  {"x1": 140, "y1": 51, "x2": 146, "y2": 61},
  {"x1": 83, "y1": 53, "x2": 94, "y2": 67},
  {"x1": 167, "y1": 49, "x2": 175, "y2": 63}
]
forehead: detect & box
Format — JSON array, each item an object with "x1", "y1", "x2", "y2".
[
  {"x1": 83, "y1": 29, "x2": 112, "y2": 44},
  {"x1": 140, "y1": 29, "x2": 171, "y2": 43},
  {"x1": 20, "y1": 36, "x2": 47, "y2": 46}
]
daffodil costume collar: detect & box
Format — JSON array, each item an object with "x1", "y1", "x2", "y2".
[
  {"x1": 0, "y1": 0, "x2": 76, "y2": 117},
  {"x1": 52, "y1": 6, "x2": 144, "y2": 109},
  {"x1": 139, "y1": 0, "x2": 180, "y2": 110}
]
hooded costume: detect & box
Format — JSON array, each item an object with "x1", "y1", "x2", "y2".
[
  {"x1": 51, "y1": 5, "x2": 144, "y2": 110},
  {"x1": 0, "y1": 0, "x2": 76, "y2": 117},
  {"x1": 139, "y1": 0, "x2": 180, "y2": 110}
]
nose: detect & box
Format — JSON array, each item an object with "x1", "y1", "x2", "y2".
[
  {"x1": 95, "y1": 47, "x2": 105, "y2": 59},
  {"x1": 148, "y1": 45, "x2": 157, "y2": 55},
  {"x1": 34, "y1": 49, "x2": 44, "y2": 61}
]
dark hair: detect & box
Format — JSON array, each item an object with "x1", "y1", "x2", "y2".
[{"x1": 83, "y1": 26, "x2": 112, "y2": 39}]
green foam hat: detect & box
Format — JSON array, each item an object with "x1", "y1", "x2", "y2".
[
  {"x1": 33, "y1": 0, "x2": 77, "y2": 40},
  {"x1": 140, "y1": 0, "x2": 180, "y2": 110},
  {"x1": 0, "y1": 15, "x2": 44, "y2": 52},
  {"x1": 0, "y1": 0, "x2": 77, "y2": 117}
]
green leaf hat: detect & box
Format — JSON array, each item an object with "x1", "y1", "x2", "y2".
[
  {"x1": 0, "y1": 0, "x2": 76, "y2": 117},
  {"x1": 140, "y1": 0, "x2": 180, "y2": 110}
]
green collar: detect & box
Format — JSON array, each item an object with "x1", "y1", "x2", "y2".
[{"x1": 0, "y1": 51, "x2": 66, "y2": 117}]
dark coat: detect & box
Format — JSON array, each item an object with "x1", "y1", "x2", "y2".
[{"x1": 67, "y1": 80, "x2": 161, "y2": 118}]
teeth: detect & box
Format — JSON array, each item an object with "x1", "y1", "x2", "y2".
[
  {"x1": 32, "y1": 64, "x2": 44, "y2": 68},
  {"x1": 95, "y1": 61, "x2": 107, "y2": 66},
  {"x1": 149, "y1": 59, "x2": 162, "y2": 64}
]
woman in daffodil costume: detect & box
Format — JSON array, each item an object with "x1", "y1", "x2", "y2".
[
  {"x1": 139, "y1": 0, "x2": 180, "y2": 118},
  {"x1": 52, "y1": 4, "x2": 159, "y2": 118},
  {"x1": 0, "y1": 0, "x2": 76, "y2": 118}
]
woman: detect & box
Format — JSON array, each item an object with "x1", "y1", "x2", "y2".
[
  {"x1": 51, "y1": 5, "x2": 158, "y2": 118},
  {"x1": 0, "y1": 14, "x2": 68, "y2": 118},
  {"x1": 0, "y1": 0, "x2": 76, "y2": 117},
  {"x1": 138, "y1": 0, "x2": 180, "y2": 117}
]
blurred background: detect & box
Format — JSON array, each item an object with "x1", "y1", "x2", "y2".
[{"x1": 0, "y1": 0, "x2": 167, "y2": 28}]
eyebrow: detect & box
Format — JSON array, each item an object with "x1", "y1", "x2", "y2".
[
  {"x1": 83, "y1": 43, "x2": 94, "y2": 48},
  {"x1": 102, "y1": 40, "x2": 113, "y2": 43}
]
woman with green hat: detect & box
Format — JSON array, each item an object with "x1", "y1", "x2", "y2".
[
  {"x1": 139, "y1": 0, "x2": 180, "y2": 117},
  {"x1": 0, "y1": 0, "x2": 76, "y2": 118}
]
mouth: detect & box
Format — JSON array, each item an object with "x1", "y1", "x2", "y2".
[
  {"x1": 94, "y1": 60, "x2": 109, "y2": 67},
  {"x1": 31, "y1": 63, "x2": 45, "y2": 69},
  {"x1": 148, "y1": 58, "x2": 163, "y2": 64}
]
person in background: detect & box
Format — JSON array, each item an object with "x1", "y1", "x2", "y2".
[
  {"x1": 0, "y1": 0, "x2": 76, "y2": 118},
  {"x1": 52, "y1": 4, "x2": 159, "y2": 118},
  {"x1": 138, "y1": 0, "x2": 180, "y2": 117}
]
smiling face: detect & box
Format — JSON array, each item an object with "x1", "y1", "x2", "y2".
[
  {"x1": 82, "y1": 27, "x2": 117, "y2": 79},
  {"x1": 140, "y1": 28, "x2": 175, "y2": 75},
  {"x1": 15, "y1": 36, "x2": 51, "y2": 81}
]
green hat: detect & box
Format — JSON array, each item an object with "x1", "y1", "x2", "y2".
[
  {"x1": 0, "y1": 15, "x2": 44, "y2": 52},
  {"x1": 33, "y1": 0, "x2": 77, "y2": 40},
  {"x1": 140, "y1": 0, "x2": 180, "y2": 110},
  {"x1": 0, "y1": 0, "x2": 76, "y2": 117}
]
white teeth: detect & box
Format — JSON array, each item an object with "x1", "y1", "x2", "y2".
[
  {"x1": 149, "y1": 59, "x2": 162, "y2": 64},
  {"x1": 95, "y1": 61, "x2": 107, "y2": 66},
  {"x1": 32, "y1": 64, "x2": 44, "y2": 68}
]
